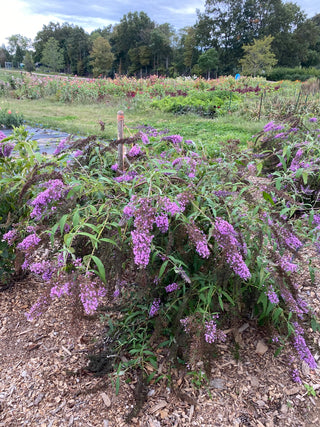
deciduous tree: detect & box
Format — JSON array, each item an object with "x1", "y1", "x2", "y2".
[{"x1": 239, "y1": 35, "x2": 277, "y2": 76}]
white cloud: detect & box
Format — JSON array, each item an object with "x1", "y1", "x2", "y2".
[{"x1": 0, "y1": 0, "x2": 64, "y2": 46}]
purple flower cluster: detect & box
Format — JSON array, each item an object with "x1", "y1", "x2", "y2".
[
  {"x1": 0, "y1": 131, "x2": 6, "y2": 140},
  {"x1": 165, "y1": 282, "x2": 180, "y2": 293},
  {"x1": 30, "y1": 179, "x2": 67, "y2": 220},
  {"x1": 2, "y1": 229, "x2": 17, "y2": 245},
  {"x1": 114, "y1": 170, "x2": 141, "y2": 183},
  {"x1": 204, "y1": 315, "x2": 226, "y2": 344},
  {"x1": 280, "y1": 255, "x2": 298, "y2": 273},
  {"x1": 124, "y1": 194, "x2": 192, "y2": 268},
  {"x1": 162, "y1": 134, "x2": 183, "y2": 145},
  {"x1": 123, "y1": 201, "x2": 136, "y2": 218},
  {"x1": 29, "y1": 260, "x2": 54, "y2": 281},
  {"x1": 266, "y1": 285, "x2": 279, "y2": 304},
  {"x1": 17, "y1": 233, "x2": 41, "y2": 250},
  {"x1": 131, "y1": 229, "x2": 154, "y2": 267},
  {"x1": 186, "y1": 222, "x2": 210, "y2": 258},
  {"x1": 289, "y1": 149, "x2": 304, "y2": 172},
  {"x1": 50, "y1": 281, "x2": 72, "y2": 299},
  {"x1": 172, "y1": 156, "x2": 200, "y2": 178},
  {"x1": 149, "y1": 298, "x2": 161, "y2": 317},
  {"x1": 25, "y1": 296, "x2": 48, "y2": 321},
  {"x1": 309, "y1": 117, "x2": 317, "y2": 123},
  {"x1": 111, "y1": 163, "x2": 118, "y2": 171},
  {"x1": 53, "y1": 137, "x2": 68, "y2": 155},
  {"x1": 0, "y1": 141, "x2": 15, "y2": 158},
  {"x1": 155, "y1": 214, "x2": 169, "y2": 233},
  {"x1": 292, "y1": 322, "x2": 317, "y2": 369},
  {"x1": 140, "y1": 132, "x2": 150, "y2": 145},
  {"x1": 213, "y1": 217, "x2": 251, "y2": 280},
  {"x1": 128, "y1": 144, "x2": 142, "y2": 157},
  {"x1": 292, "y1": 368, "x2": 302, "y2": 383},
  {"x1": 79, "y1": 278, "x2": 107, "y2": 315},
  {"x1": 280, "y1": 287, "x2": 308, "y2": 318},
  {"x1": 73, "y1": 150, "x2": 83, "y2": 158}
]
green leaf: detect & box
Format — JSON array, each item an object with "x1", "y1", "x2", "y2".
[
  {"x1": 262, "y1": 191, "x2": 275, "y2": 206},
  {"x1": 302, "y1": 170, "x2": 308, "y2": 185},
  {"x1": 59, "y1": 214, "x2": 69, "y2": 235},
  {"x1": 72, "y1": 210, "x2": 80, "y2": 227},
  {"x1": 159, "y1": 260, "x2": 169, "y2": 278},
  {"x1": 91, "y1": 255, "x2": 106, "y2": 283},
  {"x1": 100, "y1": 237, "x2": 119, "y2": 248}
]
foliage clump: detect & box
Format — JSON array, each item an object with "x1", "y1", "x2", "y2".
[{"x1": 0, "y1": 115, "x2": 319, "y2": 387}]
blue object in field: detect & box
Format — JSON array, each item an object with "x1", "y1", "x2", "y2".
[{"x1": 235, "y1": 73, "x2": 241, "y2": 80}]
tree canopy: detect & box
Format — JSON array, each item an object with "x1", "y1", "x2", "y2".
[{"x1": 1, "y1": 1, "x2": 320, "y2": 77}]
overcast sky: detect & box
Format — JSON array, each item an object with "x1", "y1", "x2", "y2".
[{"x1": 0, "y1": 0, "x2": 319, "y2": 47}]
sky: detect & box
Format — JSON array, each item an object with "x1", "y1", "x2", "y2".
[{"x1": 0, "y1": 0, "x2": 319, "y2": 47}]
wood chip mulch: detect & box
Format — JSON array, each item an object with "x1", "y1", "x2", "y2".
[{"x1": 1, "y1": 247, "x2": 320, "y2": 426}]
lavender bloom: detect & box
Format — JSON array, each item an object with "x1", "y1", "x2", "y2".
[
  {"x1": 79, "y1": 280, "x2": 107, "y2": 315},
  {"x1": 155, "y1": 214, "x2": 169, "y2": 233},
  {"x1": 29, "y1": 260, "x2": 54, "y2": 281},
  {"x1": 292, "y1": 322, "x2": 317, "y2": 369},
  {"x1": 280, "y1": 255, "x2": 298, "y2": 273},
  {"x1": 149, "y1": 298, "x2": 161, "y2": 317},
  {"x1": 309, "y1": 117, "x2": 317, "y2": 123},
  {"x1": 128, "y1": 144, "x2": 142, "y2": 156},
  {"x1": 2, "y1": 229, "x2": 17, "y2": 245},
  {"x1": 267, "y1": 286, "x2": 279, "y2": 304},
  {"x1": 213, "y1": 217, "x2": 251, "y2": 280},
  {"x1": 292, "y1": 368, "x2": 302, "y2": 383},
  {"x1": 30, "y1": 179, "x2": 67, "y2": 220},
  {"x1": 50, "y1": 282, "x2": 72, "y2": 299},
  {"x1": 26, "y1": 296, "x2": 48, "y2": 321},
  {"x1": 263, "y1": 121, "x2": 276, "y2": 132},
  {"x1": 53, "y1": 138, "x2": 68, "y2": 155},
  {"x1": 17, "y1": 233, "x2": 41, "y2": 251},
  {"x1": 140, "y1": 132, "x2": 150, "y2": 145},
  {"x1": 289, "y1": 149, "x2": 304, "y2": 172},
  {"x1": 0, "y1": 131, "x2": 6, "y2": 140},
  {"x1": 165, "y1": 282, "x2": 180, "y2": 293},
  {"x1": 186, "y1": 222, "x2": 210, "y2": 259},
  {"x1": 114, "y1": 171, "x2": 140, "y2": 183},
  {"x1": 111, "y1": 163, "x2": 118, "y2": 171},
  {"x1": 204, "y1": 315, "x2": 226, "y2": 344},
  {"x1": 0, "y1": 141, "x2": 15, "y2": 158},
  {"x1": 123, "y1": 202, "x2": 136, "y2": 218},
  {"x1": 131, "y1": 230, "x2": 154, "y2": 268},
  {"x1": 163, "y1": 197, "x2": 183, "y2": 216},
  {"x1": 162, "y1": 134, "x2": 183, "y2": 145},
  {"x1": 73, "y1": 150, "x2": 83, "y2": 158},
  {"x1": 180, "y1": 317, "x2": 192, "y2": 333}
]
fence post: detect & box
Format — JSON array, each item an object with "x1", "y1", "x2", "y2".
[
  {"x1": 117, "y1": 110, "x2": 124, "y2": 171},
  {"x1": 258, "y1": 90, "x2": 264, "y2": 121}
]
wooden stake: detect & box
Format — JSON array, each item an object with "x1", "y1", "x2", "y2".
[{"x1": 117, "y1": 110, "x2": 124, "y2": 171}]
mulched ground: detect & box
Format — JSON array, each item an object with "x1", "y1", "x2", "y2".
[{"x1": 1, "y1": 265, "x2": 320, "y2": 427}]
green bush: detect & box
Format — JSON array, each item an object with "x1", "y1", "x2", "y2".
[
  {"x1": 152, "y1": 89, "x2": 242, "y2": 117},
  {"x1": 0, "y1": 108, "x2": 24, "y2": 128},
  {"x1": 266, "y1": 67, "x2": 320, "y2": 82}
]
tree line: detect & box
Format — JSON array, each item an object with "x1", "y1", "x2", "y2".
[{"x1": 1, "y1": 0, "x2": 320, "y2": 78}]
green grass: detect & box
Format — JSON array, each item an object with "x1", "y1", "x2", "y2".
[{"x1": 0, "y1": 94, "x2": 264, "y2": 155}]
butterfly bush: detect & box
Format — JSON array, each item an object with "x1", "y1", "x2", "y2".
[
  {"x1": 3, "y1": 116, "x2": 319, "y2": 383},
  {"x1": 213, "y1": 217, "x2": 251, "y2": 280},
  {"x1": 30, "y1": 179, "x2": 68, "y2": 220}
]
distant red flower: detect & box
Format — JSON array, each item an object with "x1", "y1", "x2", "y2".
[{"x1": 8, "y1": 110, "x2": 12, "y2": 114}]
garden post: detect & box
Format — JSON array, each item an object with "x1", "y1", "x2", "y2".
[{"x1": 117, "y1": 110, "x2": 124, "y2": 171}]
